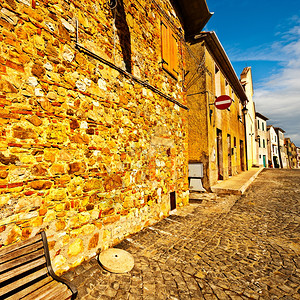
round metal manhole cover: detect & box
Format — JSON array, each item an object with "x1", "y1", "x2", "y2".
[{"x1": 98, "y1": 248, "x2": 134, "y2": 273}]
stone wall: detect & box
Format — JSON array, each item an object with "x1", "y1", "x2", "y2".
[{"x1": 0, "y1": 0, "x2": 189, "y2": 274}]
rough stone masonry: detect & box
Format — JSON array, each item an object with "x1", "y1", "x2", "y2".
[{"x1": 0, "y1": 0, "x2": 189, "y2": 274}]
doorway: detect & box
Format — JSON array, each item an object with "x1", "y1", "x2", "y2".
[
  {"x1": 263, "y1": 155, "x2": 266, "y2": 167},
  {"x1": 227, "y1": 134, "x2": 232, "y2": 176},
  {"x1": 217, "y1": 129, "x2": 223, "y2": 180},
  {"x1": 240, "y1": 140, "x2": 245, "y2": 171},
  {"x1": 170, "y1": 191, "x2": 176, "y2": 211},
  {"x1": 274, "y1": 156, "x2": 280, "y2": 168}
]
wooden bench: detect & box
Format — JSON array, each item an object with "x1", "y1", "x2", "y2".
[{"x1": 0, "y1": 231, "x2": 77, "y2": 300}]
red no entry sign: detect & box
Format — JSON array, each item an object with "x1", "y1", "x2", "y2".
[{"x1": 214, "y1": 95, "x2": 232, "y2": 110}]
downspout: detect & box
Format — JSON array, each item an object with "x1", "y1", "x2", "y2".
[
  {"x1": 242, "y1": 105, "x2": 248, "y2": 171},
  {"x1": 277, "y1": 132, "x2": 283, "y2": 168}
]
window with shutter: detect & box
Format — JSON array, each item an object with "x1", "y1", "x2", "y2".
[
  {"x1": 215, "y1": 65, "x2": 221, "y2": 97},
  {"x1": 225, "y1": 80, "x2": 230, "y2": 96},
  {"x1": 161, "y1": 19, "x2": 179, "y2": 78}
]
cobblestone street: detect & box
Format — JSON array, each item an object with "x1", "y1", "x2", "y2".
[{"x1": 63, "y1": 169, "x2": 300, "y2": 299}]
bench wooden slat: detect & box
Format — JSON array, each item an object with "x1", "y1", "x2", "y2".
[
  {"x1": 20, "y1": 279, "x2": 58, "y2": 300},
  {"x1": 6, "y1": 276, "x2": 53, "y2": 300},
  {"x1": 0, "y1": 240, "x2": 44, "y2": 265},
  {"x1": 0, "y1": 256, "x2": 46, "y2": 284},
  {"x1": 0, "y1": 267, "x2": 48, "y2": 297},
  {"x1": 0, "y1": 248, "x2": 44, "y2": 273},
  {"x1": 21, "y1": 280, "x2": 67, "y2": 300},
  {"x1": 41, "y1": 282, "x2": 71, "y2": 300},
  {"x1": 0, "y1": 235, "x2": 41, "y2": 257},
  {"x1": 0, "y1": 231, "x2": 77, "y2": 300}
]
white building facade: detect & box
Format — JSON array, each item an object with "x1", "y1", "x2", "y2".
[
  {"x1": 275, "y1": 127, "x2": 287, "y2": 168},
  {"x1": 267, "y1": 125, "x2": 280, "y2": 168},
  {"x1": 240, "y1": 67, "x2": 258, "y2": 168},
  {"x1": 256, "y1": 112, "x2": 268, "y2": 167}
]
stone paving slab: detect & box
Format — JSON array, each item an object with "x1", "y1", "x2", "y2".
[{"x1": 63, "y1": 169, "x2": 300, "y2": 299}]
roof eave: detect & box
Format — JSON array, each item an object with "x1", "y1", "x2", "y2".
[
  {"x1": 274, "y1": 127, "x2": 285, "y2": 133},
  {"x1": 256, "y1": 112, "x2": 269, "y2": 121},
  {"x1": 170, "y1": 0, "x2": 213, "y2": 41},
  {"x1": 194, "y1": 31, "x2": 248, "y2": 104}
]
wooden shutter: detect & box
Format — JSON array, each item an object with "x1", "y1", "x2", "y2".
[
  {"x1": 161, "y1": 20, "x2": 170, "y2": 69},
  {"x1": 170, "y1": 32, "x2": 178, "y2": 76},
  {"x1": 161, "y1": 19, "x2": 178, "y2": 78}
]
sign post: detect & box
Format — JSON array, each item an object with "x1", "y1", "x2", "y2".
[{"x1": 214, "y1": 95, "x2": 233, "y2": 110}]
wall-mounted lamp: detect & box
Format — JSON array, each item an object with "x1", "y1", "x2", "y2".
[
  {"x1": 242, "y1": 106, "x2": 248, "y2": 115},
  {"x1": 107, "y1": 0, "x2": 117, "y2": 9}
]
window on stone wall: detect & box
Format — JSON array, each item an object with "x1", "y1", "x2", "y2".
[
  {"x1": 263, "y1": 139, "x2": 266, "y2": 148},
  {"x1": 257, "y1": 119, "x2": 260, "y2": 130},
  {"x1": 225, "y1": 80, "x2": 230, "y2": 96},
  {"x1": 215, "y1": 65, "x2": 221, "y2": 97},
  {"x1": 262, "y1": 122, "x2": 265, "y2": 131},
  {"x1": 161, "y1": 19, "x2": 179, "y2": 78}
]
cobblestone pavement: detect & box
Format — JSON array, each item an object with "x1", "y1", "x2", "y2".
[{"x1": 63, "y1": 169, "x2": 300, "y2": 299}]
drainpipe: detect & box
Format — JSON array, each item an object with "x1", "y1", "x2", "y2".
[
  {"x1": 242, "y1": 105, "x2": 248, "y2": 171},
  {"x1": 276, "y1": 131, "x2": 283, "y2": 168}
]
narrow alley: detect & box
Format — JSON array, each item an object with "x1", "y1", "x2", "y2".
[{"x1": 63, "y1": 169, "x2": 300, "y2": 299}]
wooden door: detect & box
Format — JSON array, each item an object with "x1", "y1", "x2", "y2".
[
  {"x1": 227, "y1": 134, "x2": 232, "y2": 176},
  {"x1": 217, "y1": 129, "x2": 223, "y2": 180}
]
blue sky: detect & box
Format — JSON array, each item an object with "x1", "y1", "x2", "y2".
[{"x1": 204, "y1": 0, "x2": 300, "y2": 146}]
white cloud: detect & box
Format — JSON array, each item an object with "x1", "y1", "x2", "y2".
[
  {"x1": 253, "y1": 22, "x2": 300, "y2": 147},
  {"x1": 227, "y1": 16, "x2": 300, "y2": 65}
]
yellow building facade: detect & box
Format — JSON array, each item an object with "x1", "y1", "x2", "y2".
[
  {"x1": 291, "y1": 142, "x2": 298, "y2": 168},
  {"x1": 186, "y1": 32, "x2": 248, "y2": 190}
]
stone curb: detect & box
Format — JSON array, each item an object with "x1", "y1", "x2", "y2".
[
  {"x1": 211, "y1": 167, "x2": 265, "y2": 195},
  {"x1": 239, "y1": 166, "x2": 265, "y2": 194}
]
